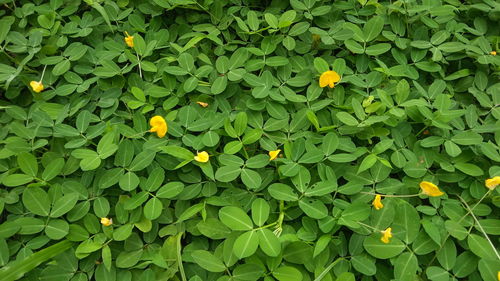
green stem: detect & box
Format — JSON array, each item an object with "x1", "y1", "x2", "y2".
[
  {"x1": 176, "y1": 233, "x2": 187, "y2": 281},
  {"x1": 457, "y1": 195, "x2": 500, "y2": 260},
  {"x1": 313, "y1": 257, "x2": 344, "y2": 281}
]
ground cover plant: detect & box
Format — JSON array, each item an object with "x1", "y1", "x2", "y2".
[{"x1": 0, "y1": 0, "x2": 500, "y2": 280}]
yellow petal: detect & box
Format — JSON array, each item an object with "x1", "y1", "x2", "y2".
[
  {"x1": 380, "y1": 227, "x2": 392, "y2": 244},
  {"x1": 149, "y1": 116, "x2": 167, "y2": 138},
  {"x1": 197, "y1": 101, "x2": 209, "y2": 108},
  {"x1": 485, "y1": 176, "x2": 500, "y2": 190},
  {"x1": 419, "y1": 181, "x2": 444, "y2": 197},
  {"x1": 497, "y1": 271, "x2": 500, "y2": 281},
  {"x1": 372, "y1": 195, "x2": 384, "y2": 210},
  {"x1": 124, "y1": 32, "x2": 134, "y2": 48},
  {"x1": 269, "y1": 149, "x2": 281, "y2": 161},
  {"x1": 490, "y1": 51, "x2": 497, "y2": 56},
  {"x1": 30, "y1": 81, "x2": 44, "y2": 93},
  {"x1": 194, "y1": 151, "x2": 209, "y2": 163},
  {"x1": 319, "y1": 70, "x2": 341, "y2": 88},
  {"x1": 100, "y1": 217, "x2": 112, "y2": 226}
]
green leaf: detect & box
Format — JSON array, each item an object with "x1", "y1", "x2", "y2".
[
  {"x1": 17, "y1": 152, "x2": 38, "y2": 177},
  {"x1": 298, "y1": 198, "x2": 328, "y2": 219},
  {"x1": 436, "y1": 240, "x2": 457, "y2": 270},
  {"x1": 129, "y1": 150, "x2": 156, "y2": 171},
  {"x1": 363, "y1": 16, "x2": 384, "y2": 42},
  {"x1": 467, "y1": 234, "x2": 497, "y2": 260},
  {"x1": 157, "y1": 182, "x2": 184, "y2": 199},
  {"x1": 357, "y1": 154, "x2": 377, "y2": 174},
  {"x1": 268, "y1": 183, "x2": 298, "y2": 201},
  {"x1": 3, "y1": 174, "x2": 34, "y2": 187},
  {"x1": 144, "y1": 197, "x2": 163, "y2": 220},
  {"x1": 113, "y1": 224, "x2": 134, "y2": 241},
  {"x1": 314, "y1": 57, "x2": 329, "y2": 73},
  {"x1": 191, "y1": 250, "x2": 226, "y2": 272},
  {"x1": 215, "y1": 166, "x2": 242, "y2": 182},
  {"x1": 241, "y1": 168, "x2": 262, "y2": 189},
  {"x1": 45, "y1": 219, "x2": 69, "y2": 240},
  {"x1": 278, "y1": 10, "x2": 296, "y2": 28},
  {"x1": 251, "y1": 198, "x2": 270, "y2": 227},
  {"x1": 454, "y1": 162, "x2": 484, "y2": 176},
  {"x1": 363, "y1": 235, "x2": 405, "y2": 259},
  {"x1": 219, "y1": 206, "x2": 253, "y2": 231},
  {"x1": 394, "y1": 252, "x2": 418, "y2": 280},
  {"x1": 0, "y1": 240, "x2": 73, "y2": 281},
  {"x1": 365, "y1": 43, "x2": 391, "y2": 56},
  {"x1": 42, "y1": 158, "x2": 64, "y2": 181},
  {"x1": 351, "y1": 255, "x2": 376, "y2": 276},
  {"x1": 50, "y1": 193, "x2": 79, "y2": 218},
  {"x1": 336, "y1": 112, "x2": 359, "y2": 126},
  {"x1": 272, "y1": 266, "x2": 302, "y2": 281},
  {"x1": 22, "y1": 187, "x2": 50, "y2": 216},
  {"x1": 177, "y1": 203, "x2": 204, "y2": 223},
  {"x1": 258, "y1": 229, "x2": 281, "y2": 257},
  {"x1": 233, "y1": 231, "x2": 259, "y2": 258}
]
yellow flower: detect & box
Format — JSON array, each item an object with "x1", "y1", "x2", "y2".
[
  {"x1": 194, "y1": 151, "x2": 209, "y2": 163},
  {"x1": 124, "y1": 31, "x2": 134, "y2": 48},
  {"x1": 372, "y1": 194, "x2": 384, "y2": 210},
  {"x1": 380, "y1": 227, "x2": 392, "y2": 244},
  {"x1": 196, "y1": 101, "x2": 209, "y2": 108},
  {"x1": 149, "y1": 116, "x2": 167, "y2": 138},
  {"x1": 30, "y1": 81, "x2": 44, "y2": 93},
  {"x1": 490, "y1": 51, "x2": 497, "y2": 56},
  {"x1": 497, "y1": 271, "x2": 499, "y2": 281},
  {"x1": 485, "y1": 176, "x2": 500, "y2": 190},
  {"x1": 419, "y1": 181, "x2": 444, "y2": 197},
  {"x1": 269, "y1": 149, "x2": 281, "y2": 161},
  {"x1": 319, "y1": 70, "x2": 341, "y2": 88},
  {"x1": 100, "y1": 217, "x2": 113, "y2": 226}
]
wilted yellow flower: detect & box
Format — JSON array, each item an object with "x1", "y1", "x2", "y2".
[
  {"x1": 419, "y1": 181, "x2": 444, "y2": 197},
  {"x1": 380, "y1": 227, "x2": 392, "y2": 244},
  {"x1": 194, "y1": 151, "x2": 209, "y2": 163},
  {"x1": 490, "y1": 51, "x2": 497, "y2": 56},
  {"x1": 101, "y1": 217, "x2": 113, "y2": 226},
  {"x1": 197, "y1": 101, "x2": 209, "y2": 108},
  {"x1": 124, "y1": 31, "x2": 134, "y2": 48},
  {"x1": 319, "y1": 70, "x2": 340, "y2": 88},
  {"x1": 149, "y1": 116, "x2": 167, "y2": 138},
  {"x1": 372, "y1": 195, "x2": 384, "y2": 210},
  {"x1": 485, "y1": 176, "x2": 500, "y2": 190},
  {"x1": 269, "y1": 149, "x2": 281, "y2": 161},
  {"x1": 30, "y1": 81, "x2": 44, "y2": 93}
]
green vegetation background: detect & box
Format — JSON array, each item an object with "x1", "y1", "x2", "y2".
[{"x1": 0, "y1": 0, "x2": 499, "y2": 280}]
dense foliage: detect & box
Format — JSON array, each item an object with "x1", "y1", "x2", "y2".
[{"x1": 0, "y1": 0, "x2": 499, "y2": 280}]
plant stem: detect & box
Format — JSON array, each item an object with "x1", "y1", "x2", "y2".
[
  {"x1": 458, "y1": 195, "x2": 500, "y2": 261},
  {"x1": 313, "y1": 257, "x2": 344, "y2": 281}
]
